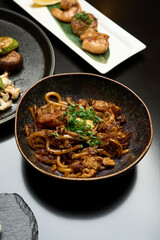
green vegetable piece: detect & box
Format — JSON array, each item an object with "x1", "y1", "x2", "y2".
[
  {"x1": 0, "y1": 37, "x2": 19, "y2": 55},
  {"x1": 52, "y1": 132, "x2": 59, "y2": 139},
  {"x1": 64, "y1": 103, "x2": 103, "y2": 147},
  {"x1": 75, "y1": 12, "x2": 92, "y2": 25},
  {"x1": 0, "y1": 77, "x2": 5, "y2": 92}
]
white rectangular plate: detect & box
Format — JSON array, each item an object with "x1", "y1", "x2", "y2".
[{"x1": 12, "y1": 0, "x2": 146, "y2": 74}]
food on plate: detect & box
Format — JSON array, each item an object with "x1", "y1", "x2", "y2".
[
  {"x1": 32, "y1": 0, "x2": 61, "y2": 5},
  {"x1": 51, "y1": 0, "x2": 82, "y2": 22},
  {"x1": 60, "y1": 0, "x2": 78, "y2": 10},
  {"x1": 51, "y1": 0, "x2": 109, "y2": 54},
  {"x1": 80, "y1": 31, "x2": 109, "y2": 54},
  {"x1": 0, "y1": 50, "x2": 23, "y2": 72},
  {"x1": 0, "y1": 37, "x2": 23, "y2": 71},
  {"x1": 24, "y1": 91, "x2": 130, "y2": 178},
  {"x1": 0, "y1": 37, "x2": 19, "y2": 55},
  {"x1": 71, "y1": 12, "x2": 98, "y2": 36},
  {"x1": 0, "y1": 72, "x2": 21, "y2": 111}
]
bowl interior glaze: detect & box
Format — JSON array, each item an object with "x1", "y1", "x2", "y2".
[{"x1": 15, "y1": 73, "x2": 153, "y2": 181}]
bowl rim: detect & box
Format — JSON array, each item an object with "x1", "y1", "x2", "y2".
[{"x1": 15, "y1": 72, "x2": 153, "y2": 181}]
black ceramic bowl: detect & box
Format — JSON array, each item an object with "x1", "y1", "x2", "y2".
[{"x1": 15, "y1": 73, "x2": 153, "y2": 181}]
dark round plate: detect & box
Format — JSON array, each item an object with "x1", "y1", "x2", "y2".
[
  {"x1": 15, "y1": 73, "x2": 153, "y2": 181},
  {"x1": 0, "y1": 8, "x2": 55, "y2": 125}
]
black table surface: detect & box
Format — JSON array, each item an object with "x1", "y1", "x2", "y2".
[{"x1": 0, "y1": 0, "x2": 160, "y2": 240}]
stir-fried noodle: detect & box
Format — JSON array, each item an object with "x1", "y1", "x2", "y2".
[{"x1": 24, "y1": 92, "x2": 130, "y2": 178}]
